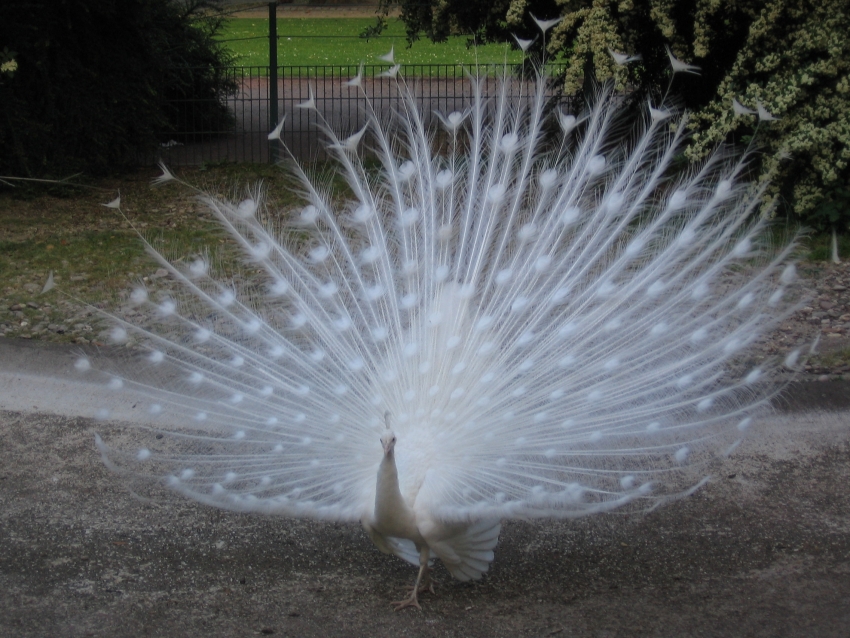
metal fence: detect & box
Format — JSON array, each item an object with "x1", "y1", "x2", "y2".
[{"x1": 157, "y1": 64, "x2": 571, "y2": 165}]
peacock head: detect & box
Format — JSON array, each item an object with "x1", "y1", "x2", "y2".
[
  {"x1": 380, "y1": 430, "x2": 397, "y2": 456},
  {"x1": 381, "y1": 411, "x2": 397, "y2": 456}
]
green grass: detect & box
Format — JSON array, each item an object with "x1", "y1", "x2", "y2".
[
  {"x1": 219, "y1": 18, "x2": 524, "y2": 70},
  {"x1": 0, "y1": 164, "x2": 309, "y2": 342}
]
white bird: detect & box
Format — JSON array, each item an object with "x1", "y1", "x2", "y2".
[
  {"x1": 513, "y1": 34, "x2": 536, "y2": 52},
  {"x1": 88, "y1": 64, "x2": 798, "y2": 610},
  {"x1": 530, "y1": 14, "x2": 562, "y2": 34},
  {"x1": 361, "y1": 413, "x2": 501, "y2": 609},
  {"x1": 756, "y1": 100, "x2": 779, "y2": 122}
]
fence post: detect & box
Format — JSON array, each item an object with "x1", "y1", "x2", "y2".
[{"x1": 268, "y1": 2, "x2": 279, "y2": 163}]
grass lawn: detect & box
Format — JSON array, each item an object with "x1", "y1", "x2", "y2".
[
  {"x1": 0, "y1": 164, "x2": 310, "y2": 343},
  {"x1": 219, "y1": 18, "x2": 525, "y2": 69}
]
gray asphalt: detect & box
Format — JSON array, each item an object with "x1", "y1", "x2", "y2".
[{"x1": 1, "y1": 337, "x2": 849, "y2": 636}]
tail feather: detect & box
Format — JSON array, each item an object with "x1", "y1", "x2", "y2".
[{"x1": 82, "y1": 68, "x2": 800, "y2": 526}]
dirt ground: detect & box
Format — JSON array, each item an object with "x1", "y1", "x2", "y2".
[{"x1": 1, "y1": 337, "x2": 849, "y2": 637}]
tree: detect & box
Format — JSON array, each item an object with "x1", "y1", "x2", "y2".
[
  {"x1": 376, "y1": 0, "x2": 850, "y2": 228},
  {"x1": 365, "y1": 0, "x2": 560, "y2": 46},
  {"x1": 684, "y1": 0, "x2": 850, "y2": 228},
  {"x1": 0, "y1": 0, "x2": 236, "y2": 178}
]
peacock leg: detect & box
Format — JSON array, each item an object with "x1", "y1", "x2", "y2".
[
  {"x1": 391, "y1": 546, "x2": 432, "y2": 611},
  {"x1": 419, "y1": 566, "x2": 436, "y2": 596}
]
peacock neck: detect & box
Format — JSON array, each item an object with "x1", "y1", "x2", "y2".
[
  {"x1": 376, "y1": 451, "x2": 401, "y2": 513},
  {"x1": 374, "y1": 450, "x2": 421, "y2": 541}
]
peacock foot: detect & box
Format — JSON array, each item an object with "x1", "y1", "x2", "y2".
[
  {"x1": 391, "y1": 591, "x2": 422, "y2": 611},
  {"x1": 420, "y1": 577, "x2": 436, "y2": 597},
  {"x1": 391, "y1": 569, "x2": 435, "y2": 611}
]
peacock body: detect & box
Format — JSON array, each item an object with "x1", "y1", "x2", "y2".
[{"x1": 87, "y1": 43, "x2": 799, "y2": 609}]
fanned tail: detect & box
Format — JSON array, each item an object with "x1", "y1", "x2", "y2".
[{"x1": 83, "y1": 66, "x2": 801, "y2": 525}]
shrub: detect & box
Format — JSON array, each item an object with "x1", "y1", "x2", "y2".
[{"x1": 0, "y1": 0, "x2": 236, "y2": 178}]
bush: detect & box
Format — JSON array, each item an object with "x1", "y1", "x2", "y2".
[
  {"x1": 534, "y1": 0, "x2": 850, "y2": 230},
  {"x1": 0, "y1": 0, "x2": 235, "y2": 178},
  {"x1": 685, "y1": 0, "x2": 850, "y2": 231}
]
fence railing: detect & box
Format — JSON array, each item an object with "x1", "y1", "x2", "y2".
[{"x1": 157, "y1": 64, "x2": 571, "y2": 165}]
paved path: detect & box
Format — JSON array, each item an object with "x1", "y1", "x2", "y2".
[{"x1": 1, "y1": 338, "x2": 849, "y2": 636}]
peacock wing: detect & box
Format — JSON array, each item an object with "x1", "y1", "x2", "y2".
[{"x1": 415, "y1": 513, "x2": 501, "y2": 581}]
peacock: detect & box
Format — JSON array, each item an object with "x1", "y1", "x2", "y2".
[{"x1": 84, "y1": 27, "x2": 800, "y2": 611}]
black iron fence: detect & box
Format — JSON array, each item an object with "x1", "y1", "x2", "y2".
[{"x1": 156, "y1": 64, "x2": 571, "y2": 165}]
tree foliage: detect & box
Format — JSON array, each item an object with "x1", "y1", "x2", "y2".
[
  {"x1": 366, "y1": 0, "x2": 560, "y2": 45},
  {"x1": 377, "y1": 0, "x2": 850, "y2": 228},
  {"x1": 0, "y1": 0, "x2": 235, "y2": 178},
  {"x1": 684, "y1": 0, "x2": 850, "y2": 228}
]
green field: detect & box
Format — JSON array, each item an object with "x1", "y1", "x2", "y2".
[{"x1": 218, "y1": 18, "x2": 524, "y2": 68}]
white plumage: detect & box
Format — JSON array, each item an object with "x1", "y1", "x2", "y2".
[{"x1": 87, "y1": 52, "x2": 799, "y2": 609}]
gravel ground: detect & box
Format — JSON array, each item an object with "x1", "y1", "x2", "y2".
[
  {"x1": 1, "y1": 261, "x2": 849, "y2": 636},
  {"x1": 752, "y1": 260, "x2": 850, "y2": 378},
  {"x1": 1, "y1": 401, "x2": 848, "y2": 637}
]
